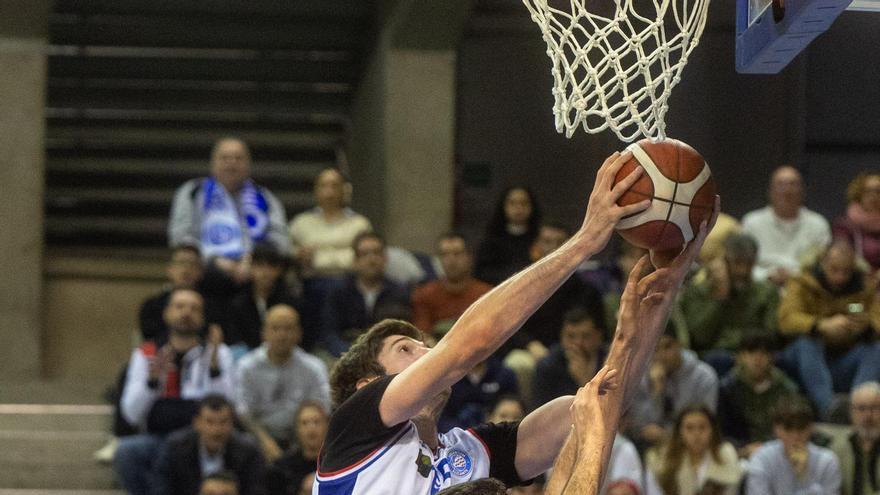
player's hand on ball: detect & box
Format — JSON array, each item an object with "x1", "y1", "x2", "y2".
[{"x1": 582, "y1": 151, "x2": 651, "y2": 250}]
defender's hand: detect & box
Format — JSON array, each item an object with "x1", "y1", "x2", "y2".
[{"x1": 570, "y1": 366, "x2": 620, "y2": 438}]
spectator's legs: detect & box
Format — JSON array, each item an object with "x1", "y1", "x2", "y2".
[
  {"x1": 113, "y1": 434, "x2": 163, "y2": 495},
  {"x1": 779, "y1": 336, "x2": 834, "y2": 414},
  {"x1": 702, "y1": 349, "x2": 736, "y2": 378},
  {"x1": 851, "y1": 341, "x2": 880, "y2": 387}
]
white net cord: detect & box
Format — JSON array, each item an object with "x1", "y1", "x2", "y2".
[{"x1": 522, "y1": 0, "x2": 710, "y2": 141}]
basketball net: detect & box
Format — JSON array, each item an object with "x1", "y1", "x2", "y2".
[{"x1": 522, "y1": 0, "x2": 710, "y2": 142}]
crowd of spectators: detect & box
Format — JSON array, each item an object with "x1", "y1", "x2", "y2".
[{"x1": 103, "y1": 138, "x2": 880, "y2": 494}]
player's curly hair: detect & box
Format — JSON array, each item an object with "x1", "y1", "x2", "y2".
[{"x1": 329, "y1": 319, "x2": 423, "y2": 408}]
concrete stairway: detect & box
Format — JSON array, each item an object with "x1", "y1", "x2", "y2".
[{"x1": 0, "y1": 383, "x2": 123, "y2": 493}]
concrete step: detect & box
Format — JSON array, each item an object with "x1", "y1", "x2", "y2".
[
  {"x1": 0, "y1": 404, "x2": 118, "y2": 490},
  {"x1": 0, "y1": 405, "x2": 112, "y2": 431}
]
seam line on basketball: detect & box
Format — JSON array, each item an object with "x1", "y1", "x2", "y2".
[{"x1": 656, "y1": 144, "x2": 680, "y2": 248}]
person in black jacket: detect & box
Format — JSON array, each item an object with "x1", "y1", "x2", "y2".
[
  {"x1": 321, "y1": 232, "x2": 410, "y2": 356},
  {"x1": 532, "y1": 307, "x2": 608, "y2": 408},
  {"x1": 140, "y1": 245, "x2": 227, "y2": 344},
  {"x1": 153, "y1": 395, "x2": 265, "y2": 495},
  {"x1": 228, "y1": 244, "x2": 299, "y2": 351},
  {"x1": 475, "y1": 186, "x2": 542, "y2": 285}
]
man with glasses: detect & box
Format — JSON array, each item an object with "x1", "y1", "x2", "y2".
[{"x1": 829, "y1": 382, "x2": 880, "y2": 495}]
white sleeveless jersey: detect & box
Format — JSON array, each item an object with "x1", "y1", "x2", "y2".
[
  {"x1": 315, "y1": 375, "x2": 523, "y2": 495},
  {"x1": 314, "y1": 422, "x2": 493, "y2": 495}
]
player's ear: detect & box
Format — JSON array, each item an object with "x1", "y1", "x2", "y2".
[{"x1": 356, "y1": 376, "x2": 379, "y2": 390}]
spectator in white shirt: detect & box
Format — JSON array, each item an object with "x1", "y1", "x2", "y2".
[{"x1": 742, "y1": 165, "x2": 831, "y2": 287}]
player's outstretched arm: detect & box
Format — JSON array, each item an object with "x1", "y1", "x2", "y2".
[
  {"x1": 379, "y1": 151, "x2": 650, "y2": 427},
  {"x1": 610, "y1": 195, "x2": 719, "y2": 409},
  {"x1": 515, "y1": 197, "x2": 719, "y2": 481}
]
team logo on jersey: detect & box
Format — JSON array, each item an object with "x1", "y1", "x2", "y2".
[
  {"x1": 447, "y1": 449, "x2": 473, "y2": 477},
  {"x1": 415, "y1": 451, "x2": 433, "y2": 478}
]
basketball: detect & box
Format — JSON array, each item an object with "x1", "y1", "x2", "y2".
[{"x1": 614, "y1": 138, "x2": 717, "y2": 260}]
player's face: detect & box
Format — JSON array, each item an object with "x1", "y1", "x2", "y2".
[
  {"x1": 376, "y1": 335, "x2": 431, "y2": 375},
  {"x1": 850, "y1": 389, "x2": 880, "y2": 441},
  {"x1": 504, "y1": 188, "x2": 533, "y2": 226},
  {"x1": 438, "y1": 238, "x2": 472, "y2": 281},
  {"x1": 210, "y1": 139, "x2": 251, "y2": 192},
  {"x1": 680, "y1": 411, "x2": 712, "y2": 455}
]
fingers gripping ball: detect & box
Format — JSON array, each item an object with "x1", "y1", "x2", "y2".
[{"x1": 614, "y1": 138, "x2": 716, "y2": 264}]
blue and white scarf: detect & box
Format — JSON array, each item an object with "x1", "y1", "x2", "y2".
[{"x1": 200, "y1": 177, "x2": 269, "y2": 260}]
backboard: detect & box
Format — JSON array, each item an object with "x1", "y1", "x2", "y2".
[{"x1": 736, "y1": 0, "x2": 880, "y2": 73}]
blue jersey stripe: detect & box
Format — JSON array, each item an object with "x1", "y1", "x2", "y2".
[{"x1": 316, "y1": 475, "x2": 358, "y2": 495}]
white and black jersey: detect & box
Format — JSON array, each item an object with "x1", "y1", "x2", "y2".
[{"x1": 315, "y1": 375, "x2": 526, "y2": 494}]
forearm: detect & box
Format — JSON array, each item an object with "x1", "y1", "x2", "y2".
[
  {"x1": 604, "y1": 321, "x2": 663, "y2": 412},
  {"x1": 561, "y1": 416, "x2": 619, "y2": 495},
  {"x1": 544, "y1": 430, "x2": 578, "y2": 495},
  {"x1": 444, "y1": 232, "x2": 600, "y2": 368}
]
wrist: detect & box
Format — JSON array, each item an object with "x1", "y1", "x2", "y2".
[{"x1": 570, "y1": 229, "x2": 602, "y2": 260}]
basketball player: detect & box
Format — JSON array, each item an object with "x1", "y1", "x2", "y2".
[{"x1": 314, "y1": 151, "x2": 718, "y2": 494}]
